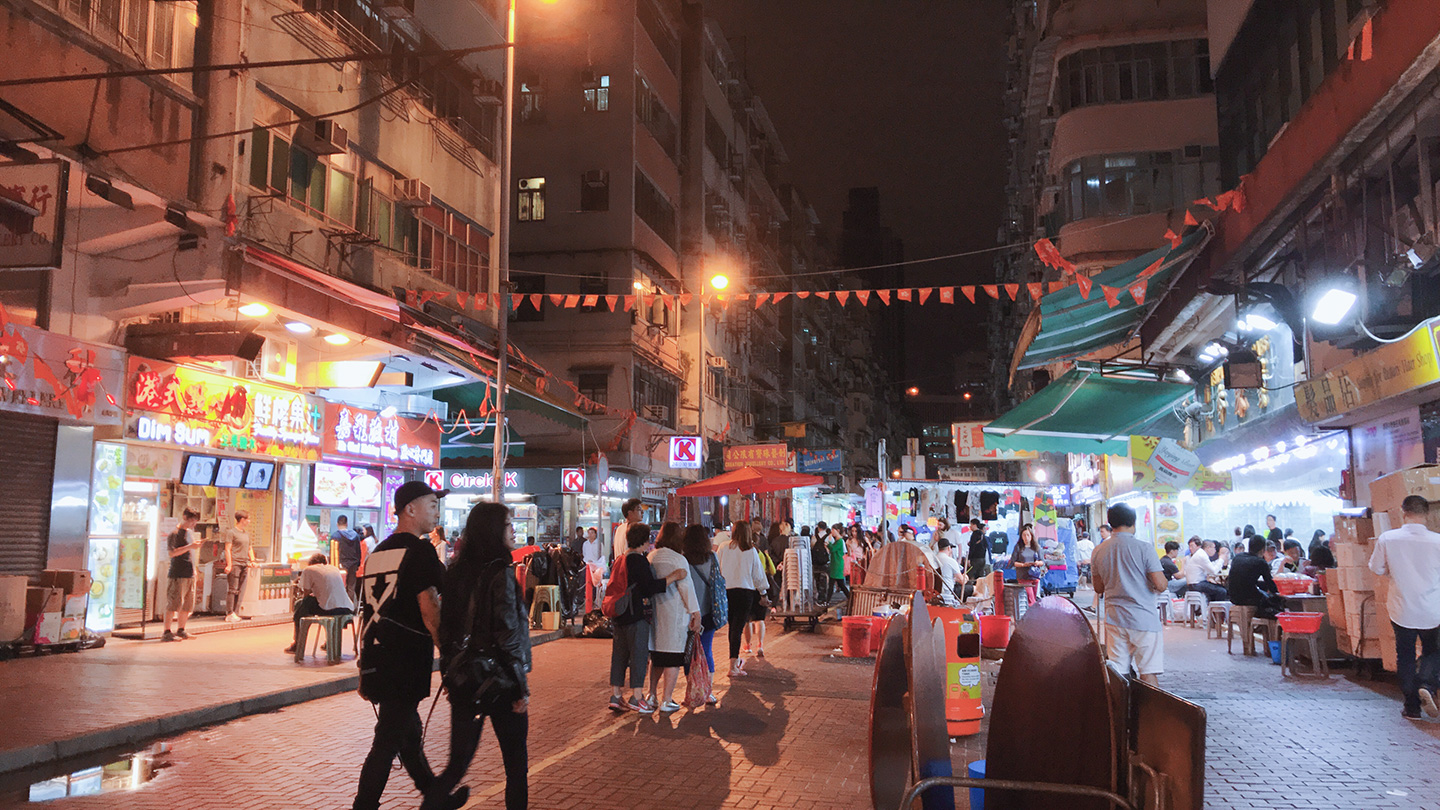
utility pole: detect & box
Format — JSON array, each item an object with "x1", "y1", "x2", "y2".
[{"x1": 490, "y1": 0, "x2": 517, "y2": 502}]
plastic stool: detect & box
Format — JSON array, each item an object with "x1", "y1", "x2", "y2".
[
  {"x1": 1207, "y1": 601, "x2": 1232, "y2": 640},
  {"x1": 1250, "y1": 616, "x2": 1279, "y2": 656},
  {"x1": 1281, "y1": 629, "x2": 1330, "y2": 678},
  {"x1": 295, "y1": 614, "x2": 355, "y2": 665},
  {"x1": 1228, "y1": 605, "x2": 1256, "y2": 654},
  {"x1": 1156, "y1": 593, "x2": 1172, "y2": 624},
  {"x1": 531, "y1": 584, "x2": 561, "y2": 626},
  {"x1": 1183, "y1": 591, "x2": 1209, "y2": 629}
]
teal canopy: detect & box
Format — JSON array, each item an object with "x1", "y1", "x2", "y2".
[{"x1": 984, "y1": 366, "x2": 1189, "y2": 455}]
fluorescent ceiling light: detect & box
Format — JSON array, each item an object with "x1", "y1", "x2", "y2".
[
  {"x1": 1312, "y1": 289, "x2": 1357, "y2": 325},
  {"x1": 285, "y1": 321, "x2": 314, "y2": 335},
  {"x1": 323, "y1": 332, "x2": 351, "y2": 345},
  {"x1": 1244, "y1": 312, "x2": 1277, "y2": 331},
  {"x1": 378, "y1": 405, "x2": 398, "y2": 418},
  {"x1": 238, "y1": 302, "x2": 269, "y2": 317}
]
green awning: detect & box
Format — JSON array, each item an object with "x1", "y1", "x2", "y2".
[
  {"x1": 983, "y1": 366, "x2": 1189, "y2": 455},
  {"x1": 441, "y1": 424, "x2": 524, "y2": 464},
  {"x1": 431, "y1": 378, "x2": 587, "y2": 430},
  {"x1": 1019, "y1": 227, "x2": 1211, "y2": 370}
]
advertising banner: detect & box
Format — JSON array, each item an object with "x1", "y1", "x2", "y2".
[
  {"x1": 124, "y1": 357, "x2": 325, "y2": 460},
  {"x1": 0, "y1": 316, "x2": 124, "y2": 425},
  {"x1": 796, "y1": 448, "x2": 842, "y2": 474},
  {"x1": 1297, "y1": 318, "x2": 1440, "y2": 423},
  {"x1": 952, "y1": 421, "x2": 1038, "y2": 461},
  {"x1": 723, "y1": 443, "x2": 788, "y2": 471},
  {"x1": 1129, "y1": 436, "x2": 1232, "y2": 494},
  {"x1": 322, "y1": 402, "x2": 440, "y2": 469}
]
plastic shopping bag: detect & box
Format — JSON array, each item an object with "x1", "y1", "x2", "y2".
[{"x1": 684, "y1": 631, "x2": 713, "y2": 709}]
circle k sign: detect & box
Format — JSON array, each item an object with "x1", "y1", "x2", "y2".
[
  {"x1": 669, "y1": 436, "x2": 700, "y2": 469},
  {"x1": 424, "y1": 469, "x2": 445, "y2": 490},
  {"x1": 561, "y1": 468, "x2": 586, "y2": 493}
]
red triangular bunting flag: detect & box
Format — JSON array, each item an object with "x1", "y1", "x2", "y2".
[
  {"x1": 605, "y1": 295, "x2": 618, "y2": 311},
  {"x1": 733, "y1": 294, "x2": 749, "y2": 304},
  {"x1": 961, "y1": 287, "x2": 976, "y2": 303},
  {"x1": 623, "y1": 295, "x2": 636, "y2": 311},
  {"x1": 581, "y1": 294, "x2": 599, "y2": 308},
  {"x1": 1138, "y1": 258, "x2": 1164, "y2": 279},
  {"x1": 454, "y1": 292, "x2": 469, "y2": 308},
  {"x1": 773, "y1": 292, "x2": 789, "y2": 303},
  {"x1": 1049, "y1": 281, "x2": 1067, "y2": 293},
  {"x1": 1193, "y1": 197, "x2": 1218, "y2": 210},
  {"x1": 796, "y1": 291, "x2": 810, "y2": 299},
  {"x1": 528, "y1": 294, "x2": 542, "y2": 310},
  {"x1": 510, "y1": 294, "x2": 523, "y2": 310},
  {"x1": 1034, "y1": 237, "x2": 1077, "y2": 275},
  {"x1": 548, "y1": 294, "x2": 565, "y2": 307},
  {"x1": 938, "y1": 287, "x2": 954, "y2": 304},
  {"x1": 816, "y1": 291, "x2": 830, "y2": 300},
  {"x1": 918, "y1": 288, "x2": 933, "y2": 304},
  {"x1": 1028, "y1": 282, "x2": 1043, "y2": 301},
  {"x1": 834, "y1": 291, "x2": 850, "y2": 305},
  {"x1": 1164, "y1": 229, "x2": 1182, "y2": 249},
  {"x1": 663, "y1": 295, "x2": 677, "y2": 309},
  {"x1": 876, "y1": 290, "x2": 891, "y2": 305},
  {"x1": 563, "y1": 294, "x2": 581, "y2": 308},
  {"x1": 896, "y1": 289, "x2": 912, "y2": 303},
  {"x1": 982, "y1": 285, "x2": 999, "y2": 299},
  {"x1": 855, "y1": 290, "x2": 871, "y2": 306},
  {"x1": 754, "y1": 293, "x2": 769, "y2": 308},
  {"x1": 418, "y1": 290, "x2": 436, "y2": 306},
  {"x1": 679, "y1": 293, "x2": 693, "y2": 307},
  {"x1": 1075, "y1": 274, "x2": 1094, "y2": 299},
  {"x1": 1184, "y1": 210, "x2": 1200, "y2": 227},
  {"x1": 1129, "y1": 280, "x2": 1148, "y2": 306},
  {"x1": 1005, "y1": 284, "x2": 1020, "y2": 300},
  {"x1": 405, "y1": 290, "x2": 418, "y2": 307},
  {"x1": 1101, "y1": 285, "x2": 1121, "y2": 307}
]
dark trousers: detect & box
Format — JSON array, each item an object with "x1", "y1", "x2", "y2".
[
  {"x1": 609, "y1": 618, "x2": 650, "y2": 689},
  {"x1": 726, "y1": 588, "x2": 758, "y2": 659},
  {"x1": 292, "y1": 595, "x2": 352, "y2": 646},
  {"x1": 815, "y1": 569, "x2": 831, "y2": 602},
  {"x1": 353, "y1": 699, "x2": 434, "y2": 810},
  {"x1": 831, "y1": 576, "x2": 851, "y2": 600},
  {"x1": 423, "y1": 701, "x2": 528, "y2": 810},
  {"x1": 1183, "y1": 581, "x2": 1229, "y2": 602},
  {"x1": 1392, "y1": 622, "x2": 1440, "y2": 715}
]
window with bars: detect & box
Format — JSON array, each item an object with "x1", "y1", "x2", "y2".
[
  {"x1": 519, "y1": 75, "x2": 545, "y2": 123},
  {"x1": 633, "y1": 363, "x2": 678, "y2": 427},
  {"x1": 47, "y1": 0, "x2": 190, "y2": 73},
  {"x1": 517, "y1": 178, "x2": 546, "y2": 222},
  {"x1": 1062, "y1": 147, "x2": 1220, "y2": 223},
  {"x1": 634, "y1": 169, "x2": 677, "y2": 248},
  {"x1": 635, "y1": 0, "x2": 679, "y2": 72},
  {"x1": 512, "y1": 273, "x2": 544, "y2": 322},
  {"x1": 635, "y1": 73, "x2": 678, "y2": 159},
  {"x1": 582, "y1": 74, "x2": 610, "y2": 112},
  {"x1": 575, "y1": 371, "x2": 609, "y2": 405},
  {"x1": 1055, "y1": 39, "x2": 1213, "y2": 113},
  {"x1": 417, "y1": 206, "x2": 490, "y2": 294}
]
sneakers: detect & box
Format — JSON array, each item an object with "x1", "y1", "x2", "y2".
[
  {"x1": 705, "y1": 693, "x2": 718, "y2": 705},
  {"x1": 626, "y1": 695, "x2": 653, "y2": 713},
  {"x1": 224, "y1": 613, "x2": 240, "y2": 623},
  {"x1": 161, "y1": 630, "x2": 177, "y2": 642},
  {"x1": 658, "y1": 700, "x2": 683, "y2": 713},
  {"x1": 283, "y1": 644, "x2": 297, "y2": 654},
  {"x1": 756, "y1": 648, "x2": 765, "y2": 659},
  {"x1": 175, "y1": 629, "x2": 190, "y2": 640},
  {"x1": 1420, "y1": 688, "x2": 1439, "y2": 718},
  {"x1": 1403, "y1": 709, "x2": 1424, "y2": 720},
  {"x1": 607, "y1": 695, "x2": 627, "y2": 712}
]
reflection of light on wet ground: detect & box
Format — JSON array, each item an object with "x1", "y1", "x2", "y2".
[{"x1": 27, "y1": 744, "x2": 170, "y2": 802}]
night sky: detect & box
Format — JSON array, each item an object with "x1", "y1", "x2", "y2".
[{"x1": 707, "y1": 0, "x2": 1011, "y2": 389}]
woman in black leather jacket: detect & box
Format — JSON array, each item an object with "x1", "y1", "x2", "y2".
[{"x1": 425, "y1": 502, "x2": 531, "y2": 810}]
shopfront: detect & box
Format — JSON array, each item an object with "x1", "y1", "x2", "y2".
[
  {"x1": 435, "y1": 468, "x2": 537, "y2": 543},
  {"x1": 93, "y1": 357, "x2": 328, "y2": 629}
]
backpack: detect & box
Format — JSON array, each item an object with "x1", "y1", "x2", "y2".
[
  {"x1": 700, "y1": 554, "x2": 728, "y2": 630},
  {"x1": 811, "y1": 535, "x2": 830, "y2": 569},
  {"x1": 601, "y1": 554, "x2": 633, "y2": 618}
]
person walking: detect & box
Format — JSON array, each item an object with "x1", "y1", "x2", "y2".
[
  {"x1": 162, "y1": 508, "x2": 201, "y2": 642},
  {"x1": 747, "y1": 539, "x2": 776, "y2": 659},
  {"x1": 683, "y1": 524, "x2": 721, "y2": 705},
  {"x1": 426, "y1": 502, "x2": 530, "y2": 810},
  {"x1": 647, "y1": 523, "x2": 701, "y2": 713},
  {"x1": 222, "y1": 510, "x2": 256, "y2": 622},
  {"x1": 284, "y1": 553, "x2": 354, "y2": 654},
  {"x1": 330, "y1": 515, "x2": 363, "y2": 595},
  {"x1": 1091, "y1": 503, "x2": 1167, "y2": 685},
  {"x1": 827, "y1": 525, "x2": 849, "y2": 602},
  {"x1": 353, "y1": 481, "x2": 451, "y2": 810},
  {"x1": 1010, "y1": 524, "x2": 1045, "y2": 605},
  {"x1": 966, "y1": 520, "x2": 990, "y2": 581},
  {"x1": 810, "y1": 523, "x2": 831, "y2": 603},
  {"x1": 716, "y1": 521, "x2": 767, "y2": 678},
  {"x1": 1369, "y1": 496, "x2": 1440, "y2": 720},
  {"x1": 607, "y1": 523, "x2": 684, "y2": 713}
]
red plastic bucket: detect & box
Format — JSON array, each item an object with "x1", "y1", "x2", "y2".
[
  {"x1": 842, "y1": 616, "x2": 872, "y2": 657},
  {"x1": 979, "y1": 614, "x2": 1012, "y2": 649},
  {"x1": 869, "y1": 615, "x2": 890, "y2": 655}
]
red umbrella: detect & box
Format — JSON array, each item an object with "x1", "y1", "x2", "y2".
[{"x1": 675, "y1": 466, "x2": 824, "y2": 497}]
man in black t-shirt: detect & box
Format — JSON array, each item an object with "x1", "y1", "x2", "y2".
[
  {"x1": 162, "y1": 509, "x2": 201, "y2": 642},
  {"x1": 353, "y1": 480, "x2": 459, "y2": 810},
  {"x1": 966, "y1": 520, "x2": 990, "y2": 579}
]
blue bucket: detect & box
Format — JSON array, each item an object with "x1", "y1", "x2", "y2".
[
  {"x1": 968, "y1": 760, "x2": 986, "y2": 810},
  {"x1": 1268, "y1": 640, "x2": 1282, "y2": 664}
]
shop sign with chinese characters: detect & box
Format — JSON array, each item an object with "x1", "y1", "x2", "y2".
[
  {"x1": 322, "y1": 403, "x2": 440, "y2": 468},
  {"x1": 1297, "y1": 318, "x2": 1440, "y2": 423},
  {"x1": 0, "y1": 315, "x2": 124, "y2": 425},
  {"x1": 0, "y1": 160, "x2": 68, "y2": 268},
  {"x1": 723, "y1": 443, "x2": 789, "y2": 471},
  {"x1": 124, "y1": 357, "x2": 324, "y2": 459},
  {"x1": 951, "y1": 421, "x2": 1038, "y2": 461}
]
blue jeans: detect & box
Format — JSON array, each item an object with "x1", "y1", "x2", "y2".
[
  {"x1": 700, "y1": 628, "x2": 715, "y2": 673},
  {"x1": 1392, "y1": 622, "x2": 1440, "y2": 715}
]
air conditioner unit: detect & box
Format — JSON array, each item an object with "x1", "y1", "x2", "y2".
[
  {"x1": 642, "y1": 404, "x2": 670, "y2": 423},
  {"x1": 582, "y1": 169, "x2": 607, "y2": 185},
  {"x1": 707, "y1": 356, "x2": 728, "y2": 369},
  {"x1": 741, "y1": 413, "x2": 754, "y2": 428},
  {"x1": 473, "y1": 78, "x2": 503, "y2": 106},
  {"x1": 378, "y1": 0, "x2": 415, "y2": 19},
  {"x1": 394, "y1": 178, "x2": 432, "y2": 207},
  {"x1": 296, "y1": 119, "x2": 348, "y2": 156}
]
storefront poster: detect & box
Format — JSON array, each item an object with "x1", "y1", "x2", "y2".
[
  {"x1": 723, "y1": 443, "x2": 789, "y2": 471},
  {"x1": 124, "y1": 444, "x2": 182, "y2": 480},
  {"x1": 89, "y1": 442, "x2": 125, "y2": 536},
  {"x1": 85, "y1": 537, "x2": 118, "y2": 633},
  {"x1": 311, "y1": 461, "x2": 383, "y2": 508},
  {"x1": 1129, "y1": 437, "x2": 1232, "y2": 493},
  {"x1": 0, "y1": 314, "x2": 124, "y2": 424},
  {"x1": 125, "y1": 357, "x2": 325, "y2": 460},
  {"x1": 796, "y1": 448, "x2": 843, "y2": 474},
  {"x1": 951, "y1": 421, "x2": 1038, "y2": 461},
  {"x1": 1352, "y1": 407, "x2": 1425, "y2": 506},
  {"x1": 116, "y1": 536, "x2": 146, "y2": 610},
  {"x1": 0, "y1": 160, "x2": 67, "y2": 268},
  {"x1": 1297, "y1": 318, "x2": 1440, "y2": 423},
  {"x1": 1153, "y1": 492, "x2": 1181, "y2": 555},
  {"x1": 322, "y1": 403, "x2": 440, "y2": 468},
  {"x1": 383, "y1": 469, "x2": 405, "y2": 535}
]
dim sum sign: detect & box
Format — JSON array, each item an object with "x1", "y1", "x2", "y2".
[{"x1": 124, "y1": 357, "x2": 325, "y2": 459}]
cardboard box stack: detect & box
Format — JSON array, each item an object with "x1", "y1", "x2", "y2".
[
  {"x1": 0, "y1": 576, "x2": 27, "y2": 644},
  {"x1": 25, "y1": 569, "x2": 92, "y2": 646},
  {"x1": 1354, "y1": 465, "x2": 1440, "y2": 671},
  {"x1": 1330, "y1": 515, "x2": 1381, "y2": 661}
]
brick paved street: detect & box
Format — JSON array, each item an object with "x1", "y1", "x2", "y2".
[{"x1": 3, "y1": 597, "x2": 1440, "y2": 808}]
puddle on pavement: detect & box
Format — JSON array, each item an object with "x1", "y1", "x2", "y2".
[{"x1": 25, "y1": 744, "x2": 171, "y2": 802}]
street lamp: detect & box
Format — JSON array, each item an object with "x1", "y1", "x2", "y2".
[
  {"x1": 1311, "y1": 288, "x2": 1358, "y2": 325},
  {"x1": 906, "y1": 386, "x2": 919, "y2": 397}
]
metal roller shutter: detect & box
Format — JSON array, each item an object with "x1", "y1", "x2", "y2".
[{"x1": 0, "y1": 412, "x2": 57, "y2": 579}]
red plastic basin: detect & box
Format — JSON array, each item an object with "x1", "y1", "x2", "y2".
[
  {"x1": 979, "y1": 614, "x2": 1012, "y2": 648},
  {"x1": 1277, "y1": 612, "x2": 1324, "y2": 634},
  {"x1": 841, "y1": 615, "x2": 872, "y2": 657}
]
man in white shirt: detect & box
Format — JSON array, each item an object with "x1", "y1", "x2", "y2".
[
  {"x1": 284, "y1": 552, "x2": 354, "y2": 654},
  {"x1": 1075, "y1": 533, "x2": 1095, "y2": 586},
  {"x1": 1369, "y1": 495, "x2": 1440, "y2": 719},
  {"x1": 1184, "y1": 538, "x2": 1228, "y2": 602},
  {"x1": 935, "y1": 537, "x2": 969, "y2": 602}
]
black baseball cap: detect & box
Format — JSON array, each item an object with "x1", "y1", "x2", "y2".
[
  {"x1": 937, "y1": 537, "x2": 953, "y2": 550},
  {"x1": 395, "y1": 480, "x2": 449, "y2": 513}
]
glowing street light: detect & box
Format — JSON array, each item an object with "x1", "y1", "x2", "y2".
[
  {"x1": 1312, "y1": 288, "x2": 1358, "y2": 325},
  {"x1": 709, "y1": 273, "x2": 729, "y2": 291},
  {"x1": 906, "y1": 386, "x2": 920, "y2": 396}
]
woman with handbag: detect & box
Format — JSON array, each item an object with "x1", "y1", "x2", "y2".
[
  {"x1": 1011, "y1": 523, "x2": 1046, "y2": 607},
  {"x1": 683, "y1": 524, "x2": 723, "y2": 704},
  {"x1": 716, "y1": 521, "x2": 767, "y2": 677},
  {"x1": 647, "y1": 523, "x2": 701, "y2": 712},
  {"x1": 426, "y1": 503, "x2": 531, "y2": 810}
]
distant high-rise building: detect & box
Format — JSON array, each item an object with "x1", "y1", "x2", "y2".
[{"x1": 840, "y1": 187, "x2": 906, "y2": 379}]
